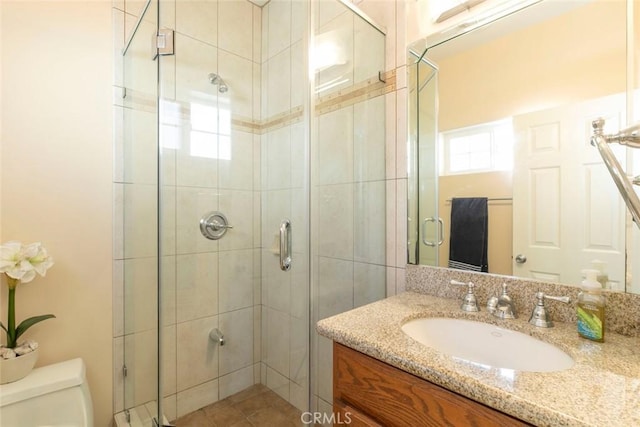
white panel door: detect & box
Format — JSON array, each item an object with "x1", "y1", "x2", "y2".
[
  {"x1": 513, "y1": 114, "x2": 564, "y2": 282},
  {"x1": 513, "y1": 94, "x2": 626, "y2": 286}
]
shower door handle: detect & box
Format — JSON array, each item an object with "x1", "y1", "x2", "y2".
[
  {"x1": 437, "y1": 218, "x2": 444, "y2": 246},
  {"x1": 280, "y1": 219, "x2": 292, "y2": 271},
  {"x1": 421, "y1": 217, "x2": 444, "y2": 247},
  {"x1": 421, "y1": 218, "x2": 435, "y2": 247}
]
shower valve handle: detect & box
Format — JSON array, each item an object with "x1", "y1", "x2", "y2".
[{"x1": 200, "y1": 211, "x2": 232, "y2": 240}]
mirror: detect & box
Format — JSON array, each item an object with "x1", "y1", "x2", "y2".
[{"x1": 408, "y1": 0, "x2": 640, "y2": 294}]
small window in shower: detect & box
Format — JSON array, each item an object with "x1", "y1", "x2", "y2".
[
  {"x1": 440, "y1": 118, "x2": 513, "y2": 175},
  {"x1": 189, "y1": 101, "x2": 232, "y2": 160},
  {"x1": 160, "y1": 100, "x2": 181, "y2": 150}
]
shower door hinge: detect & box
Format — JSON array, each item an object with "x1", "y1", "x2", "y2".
[{"x1": 153, "y1": 29, "x2": 174, "y2": 59}]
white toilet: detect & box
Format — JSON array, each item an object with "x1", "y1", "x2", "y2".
[{"x1": 0, "y1": 358, "x2": 93, "y2": 427}]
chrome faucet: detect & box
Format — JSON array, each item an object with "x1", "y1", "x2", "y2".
[
  {"x1": 489, "y1": 283, "x2": 516, "y2": 319},
  {"x1": 529, "y1": 292, "x2": 570, "y2": 328},
  {"x1": 450, "y1": 280, "x2": 479, "y2": 312}
]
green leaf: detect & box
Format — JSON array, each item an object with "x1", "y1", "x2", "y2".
[
  {"x1": 0, "y1": 321, "x2": 7, "y2": 334},
  {"x1": 15, "y1": 314, "x2": 56, "y2": 342}
]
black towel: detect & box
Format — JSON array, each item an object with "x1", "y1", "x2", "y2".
[{"x1": 448, "y1": 197, "x2": 488, "y2": 272}]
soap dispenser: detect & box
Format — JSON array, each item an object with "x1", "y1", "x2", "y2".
[{"x1": 577, "y1": 269, "x2": 606, "y2": 342}]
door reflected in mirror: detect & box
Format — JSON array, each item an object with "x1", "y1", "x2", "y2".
[{"x1": 408, "y1": 0, "x2": 640, "y2": 294}]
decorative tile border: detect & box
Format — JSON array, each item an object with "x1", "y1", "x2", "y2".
[
  {"x1": 117, "y1": 70, "x2": 396, "y2": 136},
  {"x1": 114, "y1": 86, "x2": 157, "y2": 114},
  {"x1": 258, "y1": 106, "x2": 304, "y2": 134},
  {"x1": 315, "y1": 69, "x2": 396, "y2": 116}
]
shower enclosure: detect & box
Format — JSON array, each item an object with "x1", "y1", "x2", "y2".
[{"x1": 114, "y1": 0, "x2": 387, "y2": 424}]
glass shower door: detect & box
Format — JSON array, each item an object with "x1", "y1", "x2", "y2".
[
  {"x1": 117, "y1": 0, "x2": 386, "y2": 424},
  {"x1": 155, "y1": 0, "x2": 312, "y2": 421},
  {"x1": 260, "y1": 0, "x2": 311, "y2": 413},
  {"x1": 118, "y1": 0, "x2": 160, "y2": 425},
  {"x1": 311, "y1": 0, "x2": 387, "y2": 418},
  {"x1": 408, "y1": 54, "x2": 440, "y2": 266}
]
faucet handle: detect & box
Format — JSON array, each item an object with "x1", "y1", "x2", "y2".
[
  {"x1": 529, "y1": 291, "x2": 570, "y2": 328},
  {"x1": 450, "y1": 279, "x2": 469, "y2": 287},
  {"x1": 449, "y1": 280, "x2": 479, "y2": 312}
]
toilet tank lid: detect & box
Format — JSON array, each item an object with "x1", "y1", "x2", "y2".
[{"x1": 0, "y1": 358, "x2": 87, "y2": 407}]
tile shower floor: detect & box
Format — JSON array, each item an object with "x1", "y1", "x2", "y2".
[{"x1": 174, "y1": 384, "x2": 303, "y2": 427}]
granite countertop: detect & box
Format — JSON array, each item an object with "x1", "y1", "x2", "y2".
[{"x1": 316, "y1": 291, "x2": 640, "y2": 427}]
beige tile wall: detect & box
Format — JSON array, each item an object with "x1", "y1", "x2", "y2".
[
  {"x1": 356, "y1": 0, "x2": 408, "y2": 293},
  {"x1": 307, "y1": 1, "x2": 408, "y2": 418}
]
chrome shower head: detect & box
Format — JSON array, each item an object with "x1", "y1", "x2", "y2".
[
  {"x1": 208, "y1": 72, "x2": 220, "y2": 84},
  {"x1": 208, "y1": 73, "x2": 228, "y2": 93}
]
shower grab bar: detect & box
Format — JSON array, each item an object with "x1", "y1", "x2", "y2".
[
  {"x1": 280, "y1": 219, "x2": 292, "y2": 271},
  {"x1": 591, "y1": 118, "x2": 640, "y2": 227}
]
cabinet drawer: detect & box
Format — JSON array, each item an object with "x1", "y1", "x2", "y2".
[
  {"x1": 333, "y1": 343, "x2": 531, "y2": 427},
  {"x1": 334, "y1": 399, "x2": 383, "y2": 427}
]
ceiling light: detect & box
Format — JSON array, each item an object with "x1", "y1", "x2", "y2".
[{"x1": 432, "y1": 0, "x2": 487, "y2": 23}]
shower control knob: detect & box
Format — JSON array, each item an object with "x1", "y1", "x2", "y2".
[
  {"x1": 200, "y1": 211, "x2": 233, "y2": 240},
  {"x1": 515, "y1": 254, "x2": 527, "y2": 264}
]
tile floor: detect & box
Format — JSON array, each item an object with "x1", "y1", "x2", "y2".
[{"x1": 173, "y1": 384, "x2": 304, "y2": 427}]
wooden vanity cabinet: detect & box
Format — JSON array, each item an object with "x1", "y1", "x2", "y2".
[{"x1": 333, "y1": 343, "x2": 532, "y2": 427}]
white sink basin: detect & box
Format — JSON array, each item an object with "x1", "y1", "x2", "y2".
[{"x1": 401, "y1": 318, "x2": 574, "y2": 372}]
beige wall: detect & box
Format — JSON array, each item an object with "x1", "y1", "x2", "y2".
[
  {"x1": 1, "y1": 1, "x2": 113, "y2": 426},
  {"x1": 438, "y1": 172, "x2": 513, "y2": 276},
  {"x1": 437, "y1": 1, "x2": 626, "y2": 131},
  {"x1": 406, "y1": 0, "x2": 509, "y2": 46}
]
